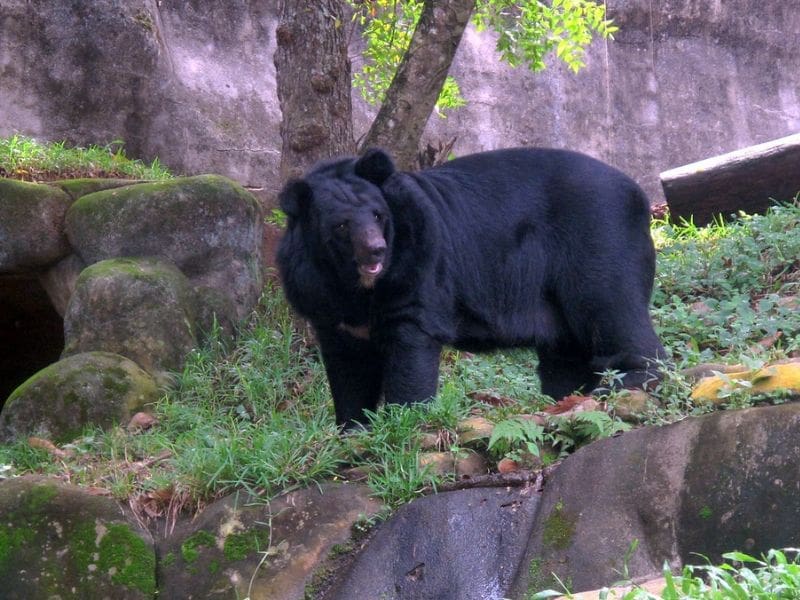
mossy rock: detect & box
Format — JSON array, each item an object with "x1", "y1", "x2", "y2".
[
  {"x1": 64, "y1": 174, "x2": 264, "y2": 320},
  {"x1": 50, "y1": 178, "x2": 141, "y2": 202},
  {"x1": 0, "y1": 178, "x2": 72, "y2": 272},
  {"x1": 0, "y1": 476, "x2": 155, "y2": 599},
  {"x1": 63, "y1": 257, "x2": 198, "y2": 379},
  {"x1": 0, "y1": 351, "x2": 159, "y2": 443},
  {"x1": 157, "y1": 484, "x2": 382, "y2": 600}
]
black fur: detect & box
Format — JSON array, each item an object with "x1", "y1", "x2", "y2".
[{"x1": 278, "y1": 148, "x2": 666, "y2": 426}]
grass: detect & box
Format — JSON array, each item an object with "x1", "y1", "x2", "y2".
[
  {"x1": 534, "y1": 548, "x2": 800, "y2": 599},
  {"x1": 0, "y1": 134, "x2": 172, "y2": 181}
]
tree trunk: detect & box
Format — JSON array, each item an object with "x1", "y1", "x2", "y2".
[
  {"x1": 661, "y1": 133, "x2": 800, "y2": 226},
  {"x1": 274, "y1": 1, "x2": 354, "y2": 181},
  {"x1": 360, "y1": 0, "x2": 476, "y2": 170}
]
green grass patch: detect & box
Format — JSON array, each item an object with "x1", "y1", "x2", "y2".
[{"x1": 0, "y1": 134, "x2": 172, "y2": 181}]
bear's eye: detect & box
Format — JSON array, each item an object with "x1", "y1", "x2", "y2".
[
  {"x1": 373, "y1": 211, "x2": 384, "y2": 223},
  {"x1": 334, "y1": 222, "x2": 348, "y2": 237}
]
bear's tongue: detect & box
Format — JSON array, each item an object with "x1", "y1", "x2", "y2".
[{"x1": 359, "y1": 262, "x2": 383, "y2": 276}]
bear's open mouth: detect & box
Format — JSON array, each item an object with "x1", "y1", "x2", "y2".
[{"x1": 358, "y1": 262, "x2": 383, "y2": 277}]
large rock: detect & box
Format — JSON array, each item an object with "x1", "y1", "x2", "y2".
[
  {"x1": 65, "y1": 175, "x2": 263, "y2": 321},
  {"x1": 63, "y1": 257, "x2": 198, "y2": 378},
  {"x1": 324, "y1": 486, "x2": 540, "y2": 600},
  {"x1": 0, "y1": 475, "x2": 156, "y2": 599},
  {"x1": 0, "y1": 0, "x2": 280, "y2": 192},
  {"x1": 2, "y1": 1, "x2": 799, "y2": 203},
  {"x1": 508, "y1": 403, "x2": 800, "y2": 596},
  {"x1": 158, "y1": 483, "x2": 383, "y2": 600},
  {"x1": 0, "y1": 178, "x2": 72, "y2": 272},
  {"x1": 0, "y1": 351, "x2": 160, "y2": 443}
]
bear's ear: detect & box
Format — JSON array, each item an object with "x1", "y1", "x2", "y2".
[
  {"x1": 279, "y1": 179, "x2": 313, "y2": 218},
  {"x1": 354, "y1": 148, "x2": 396, "y2": 185}
]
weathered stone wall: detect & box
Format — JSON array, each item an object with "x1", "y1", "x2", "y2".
[{"x1": 1, "y1": 1, "x2": 798, "y2": 203}]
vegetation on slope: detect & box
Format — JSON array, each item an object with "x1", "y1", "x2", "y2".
[
  {"x1": 1, "y1": 135, "x2": 799, "y2": 597},
  {"x1": 0, "y1": 135, "x2": 171, "y2": 181}
]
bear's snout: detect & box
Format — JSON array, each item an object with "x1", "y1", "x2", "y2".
[
  {"x1": 353, "y1": 227, "x2": 387, "y2": 265},
  {"x1": 353, "y1": 224, "x2": 387, "y2": 288}
]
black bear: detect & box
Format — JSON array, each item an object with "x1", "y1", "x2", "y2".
[{"x1": 277, "y1": 148, "x2": 666, "y2": 426}]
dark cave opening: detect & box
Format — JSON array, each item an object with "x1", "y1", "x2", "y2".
[{"x1": 0, "y1": 274, "x2": 65, "y2": 410}]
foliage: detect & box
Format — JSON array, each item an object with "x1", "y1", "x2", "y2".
[
  {"x1": 350, "y1": 0, "x2": 466, "y2": 113},
  {"x1": 533, "y1": 548, "x2": 800, "y2": 599},
  {"x1": 650, "y1": 202, "x2": 800, "y2": 368},
  {"x1": 0, "y1": 134, "x2": 172, "y2": 181},
  {"x1": 473, "y1": 0, "x2": 618, "y2": 71},
  {"x1": 549, "y1": 411, "x2": 630, "y2": 452},
  {"x1": 487, "y1": 416, "x2": 546, "y2": 460},
  {"x1": 349, "y1": 0, "x2": 617, "y2": 112},
  {"x1": 347, "y1": 404, "x2": 441, "y2": 507}
]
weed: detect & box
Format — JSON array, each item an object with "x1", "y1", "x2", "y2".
[{"x1": 0, "y1": 134, "x2": 172, "y2": 181}]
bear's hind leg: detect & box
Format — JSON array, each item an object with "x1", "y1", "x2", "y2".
[
  {"x1": 536, "y1": 350, "x2": 599, "y2": 400},
  {"x1": 586, "y1": 309, "x2": 667, "y2": 393}
]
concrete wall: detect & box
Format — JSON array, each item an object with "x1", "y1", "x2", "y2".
[{"x1": 1, "y1": 0, "x2": 798, "y2": 203}]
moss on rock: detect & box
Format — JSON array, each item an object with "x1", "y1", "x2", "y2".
[
  {"x1": 50, "y1": 178, "x2": 140, "y2": 202},
  {"x1": 63, "y1": 257, "x2": 199, "y2": 379},
  {"x1": 0, "y1": 476, "x2": 155, "y2": 599},
  {"x1": 0, "y1": 178, "x2": 72, "y2": 271},
  {"x1": 64, "y1": 174, "x2": 264, "y2": 321},
  {"x1": 0, "y1": 351, "x2": 160, "y2": 443},
  {"x1": 541, "y1": 499, "x2": 577, "y2": 551}
]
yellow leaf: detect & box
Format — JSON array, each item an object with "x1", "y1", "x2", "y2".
[{"x1": 691, "y1": 363, "x2": 800, "y2": 403}]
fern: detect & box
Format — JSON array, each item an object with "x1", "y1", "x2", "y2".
[{"x1": 487, "y1": 417, "x2": 545, "y2": 460}]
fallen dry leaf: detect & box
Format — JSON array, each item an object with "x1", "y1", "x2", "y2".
[
  {"x1": 468, "y1": 390, "x2": 516, "y2": 407},
  {"x1": 28, "y1": 437, "x2": 71, "y2": 459},
  {"x1": 542, "y1": 395, "x2": 599, "y2": 415}
]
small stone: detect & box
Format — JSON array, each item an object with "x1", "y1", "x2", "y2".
[
  {"x1": 339, "y1": 466, "x2": 372, "y2": 482},
  {"x1": 457, "y1": 416, "x2": 494, "y2": 445},
  {"x1": 613, "y1": 389, "x2": 655, "y2": 423},
  {"x1": 455, "y1": 451, "x2": 488, "y2": 478},
  {"x1": 418, "y1": 452, "x2": 456, "y2": 476},
  {"x1": 497, "y1": 458, "x2": 519, "y2": 474},
  {"x1": 127, "y1": 412, "x2": 158, "y2": 433},
  {"x1": 419, "y1": 432, "x2": 440, "y2": 451},
  {"x1": 516, "y1": 413, "x2": 547, "y2": 427}
]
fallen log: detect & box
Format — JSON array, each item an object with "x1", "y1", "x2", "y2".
[{"x1": 660, "y1": 132, "x2": 800, "y2": 226}]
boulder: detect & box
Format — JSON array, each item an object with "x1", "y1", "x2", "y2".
[
  {"x1": 0, "y1": 178, "x2": 72, "y2": 272},
  {"x1": 158, "y1": 483, "x2": 383, "y2": 600},
  {"x1": 508, "y1": 403, "x2": 800, "y2": 596},
  {"x1": 0, "y1": 475, "x2": 156, "y2": 599},
  {"x1": 65, "y1": 175, "x2": 263, "y2": 321},
  {"x1": 51, "y1": 177, "x2": 141, "y2": 201},
  {"x1": 63, "y1": 257, "x2": 198, "y2": 378},
  {"x1": 0, "y1": 351, "x2": 160, "y2": 443},
  {"x1": 38, "y1": 253, "x2": 86, "y2": 317},
  {"x1": 323, "y1": 486, "x2": 540, "y2": 600}
]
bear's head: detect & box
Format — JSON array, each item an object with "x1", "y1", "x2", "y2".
[{"x1": 279, "y1": 149, "x2": 397, "y2": 289}]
